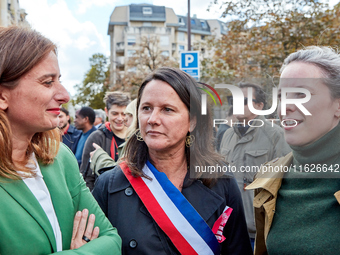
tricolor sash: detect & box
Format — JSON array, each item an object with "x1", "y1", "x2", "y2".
[{"x1": 120, "y1": 161, "x2": 221, "y2": 255}]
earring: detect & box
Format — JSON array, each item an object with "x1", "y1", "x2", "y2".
[
  {"x1": 135, "y1": 129, "x2": 144, "y2": 141},
  {"x1": 185, "y1": 134, "x2": 195, "y2": 147}
]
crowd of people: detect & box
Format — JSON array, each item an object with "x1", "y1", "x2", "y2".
[{"x1": 1, "y1": 25, "x2": 340, "y2": 255}]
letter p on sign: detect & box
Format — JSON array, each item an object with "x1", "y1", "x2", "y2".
[{"x1": 185, "y1": 54, "x2": 194, "y2": 66}]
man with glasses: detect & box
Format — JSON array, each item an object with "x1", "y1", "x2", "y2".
[{"x1": 220, "y1": 83, "x2": 290, "y2": 250}]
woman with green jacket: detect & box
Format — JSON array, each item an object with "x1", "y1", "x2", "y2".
[{"x1": 0, "y1": 26, "x2": 121, "y2": 254}]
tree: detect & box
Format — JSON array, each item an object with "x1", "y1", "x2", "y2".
[
  {"x1": 207, "y1": 0, "x2": 340, "y2": 79},
  {"x1": 195, "y1": 38, "x2": 234, "y2": 83},
  {"x1": 72, "y1": 53, "x2": 110, "y2": 109},
  {"x1": 112, "y1": 35, "x2": 179, "y2": 98}
]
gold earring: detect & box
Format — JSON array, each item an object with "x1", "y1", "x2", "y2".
[
  {"x1": 185, "y1": 134, "x2": 195, "y2": 147},
  {"x1": 135, "y1": 129, "x2": 144, "y2": 141}
]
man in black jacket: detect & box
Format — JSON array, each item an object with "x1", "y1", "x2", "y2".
[{"x1": 80, "y1": 91, "x2": 130, "y2": 190}]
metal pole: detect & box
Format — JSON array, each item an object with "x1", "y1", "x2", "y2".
[{"x1": 187, "y1": 0, "x2": 191, "y2": 51}]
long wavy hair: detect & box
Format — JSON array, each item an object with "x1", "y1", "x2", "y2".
[
  {"x1": 123, "y1": 67, "x2": 226, "y2": 187},
  {"x1": 0, "y1": 26, "x2": 60, "y2": 179}
]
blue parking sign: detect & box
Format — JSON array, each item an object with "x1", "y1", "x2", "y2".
[
  {"x1": 183, "y1": 69, "x2": 199, "y2": 76},
  {"x1": 180, "y1": 51, "x2": 200, "y2": 80}
]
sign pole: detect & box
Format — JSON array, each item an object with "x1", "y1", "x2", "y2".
[{"x1": 187, "y1": 0, "x2": 191, "y2": 51}]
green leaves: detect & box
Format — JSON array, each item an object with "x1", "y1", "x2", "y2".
[
  {"x1": 112, "y1": 35, "x2": 179, "y2": 99},
  {"x1": 72, "y1": 53, "x2": 109, "y2": 109},
  {"x1": 207, "y1": 0, "x2": 340, "y2": 80}
]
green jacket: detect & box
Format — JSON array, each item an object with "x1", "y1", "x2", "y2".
[{"x1": 0, "y1": 144, "x2": 121, "y2": 255}]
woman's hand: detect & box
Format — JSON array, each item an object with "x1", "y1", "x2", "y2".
[
  {"x1": 89, "y1": 143, "x2": 101, "y2": 160},
  {"x1": 70, "y1": 209, "x2": 100, "y2": 249}
]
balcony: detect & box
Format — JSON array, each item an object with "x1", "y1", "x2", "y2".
[
  {"x1": 124, "y1": 26, "x2": 171, "y2": 35},
  {"x1": 116, "y1": 42, "x2": 124, "y2": 53},
  {"x1": 115, "y1": 56, "x2": 125, "y2": 67}
]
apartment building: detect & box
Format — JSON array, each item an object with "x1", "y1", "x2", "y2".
[
  {"x1": 108, "y1": 3, "x2": 227, "y2": 86},
  {"x1": 0, "y1": 0, "x2": 28, "y2": 27}
]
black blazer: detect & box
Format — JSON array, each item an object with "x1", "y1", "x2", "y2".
[{"x1": 92, "y1": 166, "x2": 253, "y2": 255}]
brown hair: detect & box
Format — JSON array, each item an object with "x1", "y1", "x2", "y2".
[
  {"x1": 0, "y1": 26, "x2": 60, "y2": 179},
  {"x1": 123, "y1": 67, "x2": 227, "y2": 187},
  {"x1": 104, "y1": 91, "x2": 130, "y2": 110}
]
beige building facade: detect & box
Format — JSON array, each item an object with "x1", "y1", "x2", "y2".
[
  {"x1": 0, "y1": 0, "x2": 28, "y2": 27},
  {"x1": 108, "y1": 3, "x2": 227, "y2": 86}
]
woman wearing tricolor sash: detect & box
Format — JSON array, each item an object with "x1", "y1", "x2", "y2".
[{"x1": 92, "y1": 67, "x2": 252, "y2": 255}]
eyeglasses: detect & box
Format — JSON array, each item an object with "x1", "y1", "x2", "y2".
[{"x1": 229, "y1": 97, "x2": 258, "y2": 105}]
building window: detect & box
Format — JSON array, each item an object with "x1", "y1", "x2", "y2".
[
  {"x1": 191, "y1": 19, "x2": 196, "y2": 25},
  {"x1": 178, "y1": 32, "x2": 185, "y2": 42},
  {"x1": 201, "y1": 20, "x2": 207, "y2": 29},
  {"x1": 201, "y1": 35, "x2": 205, "y2": 40},
  {"x1": 179, "y1": 45, "x2": 185, "y2": 51},
  {"x1": 178, "y1": 17, "x2": 185, "y2": 25},
  {"x1": 161, "y1": 51, "x2": 169, "y2": 57},
  {"x1": 143, "y1": 7, "x2": 152, "y2": 15},
  {"x1": 143, "y1": 22, "x2": 152, "y2": 27},
  {"x1": 127, "y1": 50, "x2": 136, "y2": 57},
  {"x1": 127, "y1": 36, "x2": 136, "y2": 46},
  {"x1": 160, "y1": 36, "x2": 169, "y2": 46}
]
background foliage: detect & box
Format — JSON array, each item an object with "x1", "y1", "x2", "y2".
[
  {"x1": 72, "y1": 53, "x2": 109, "y2": 108},
  {"x1": 205, "y1": 0, "x2": 340, "y2": 80},
  {"x1": 112, "y1": 35, "x2": 179, "y2": 98}
]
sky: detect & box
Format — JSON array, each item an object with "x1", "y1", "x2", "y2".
[{"x1": 19, "y1": 0, "x2": 227, "y2": 97}]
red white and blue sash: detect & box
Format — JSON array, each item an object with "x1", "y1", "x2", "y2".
[{"x1": 120, "y1": 161, "x2": 221, "y2": 255}]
